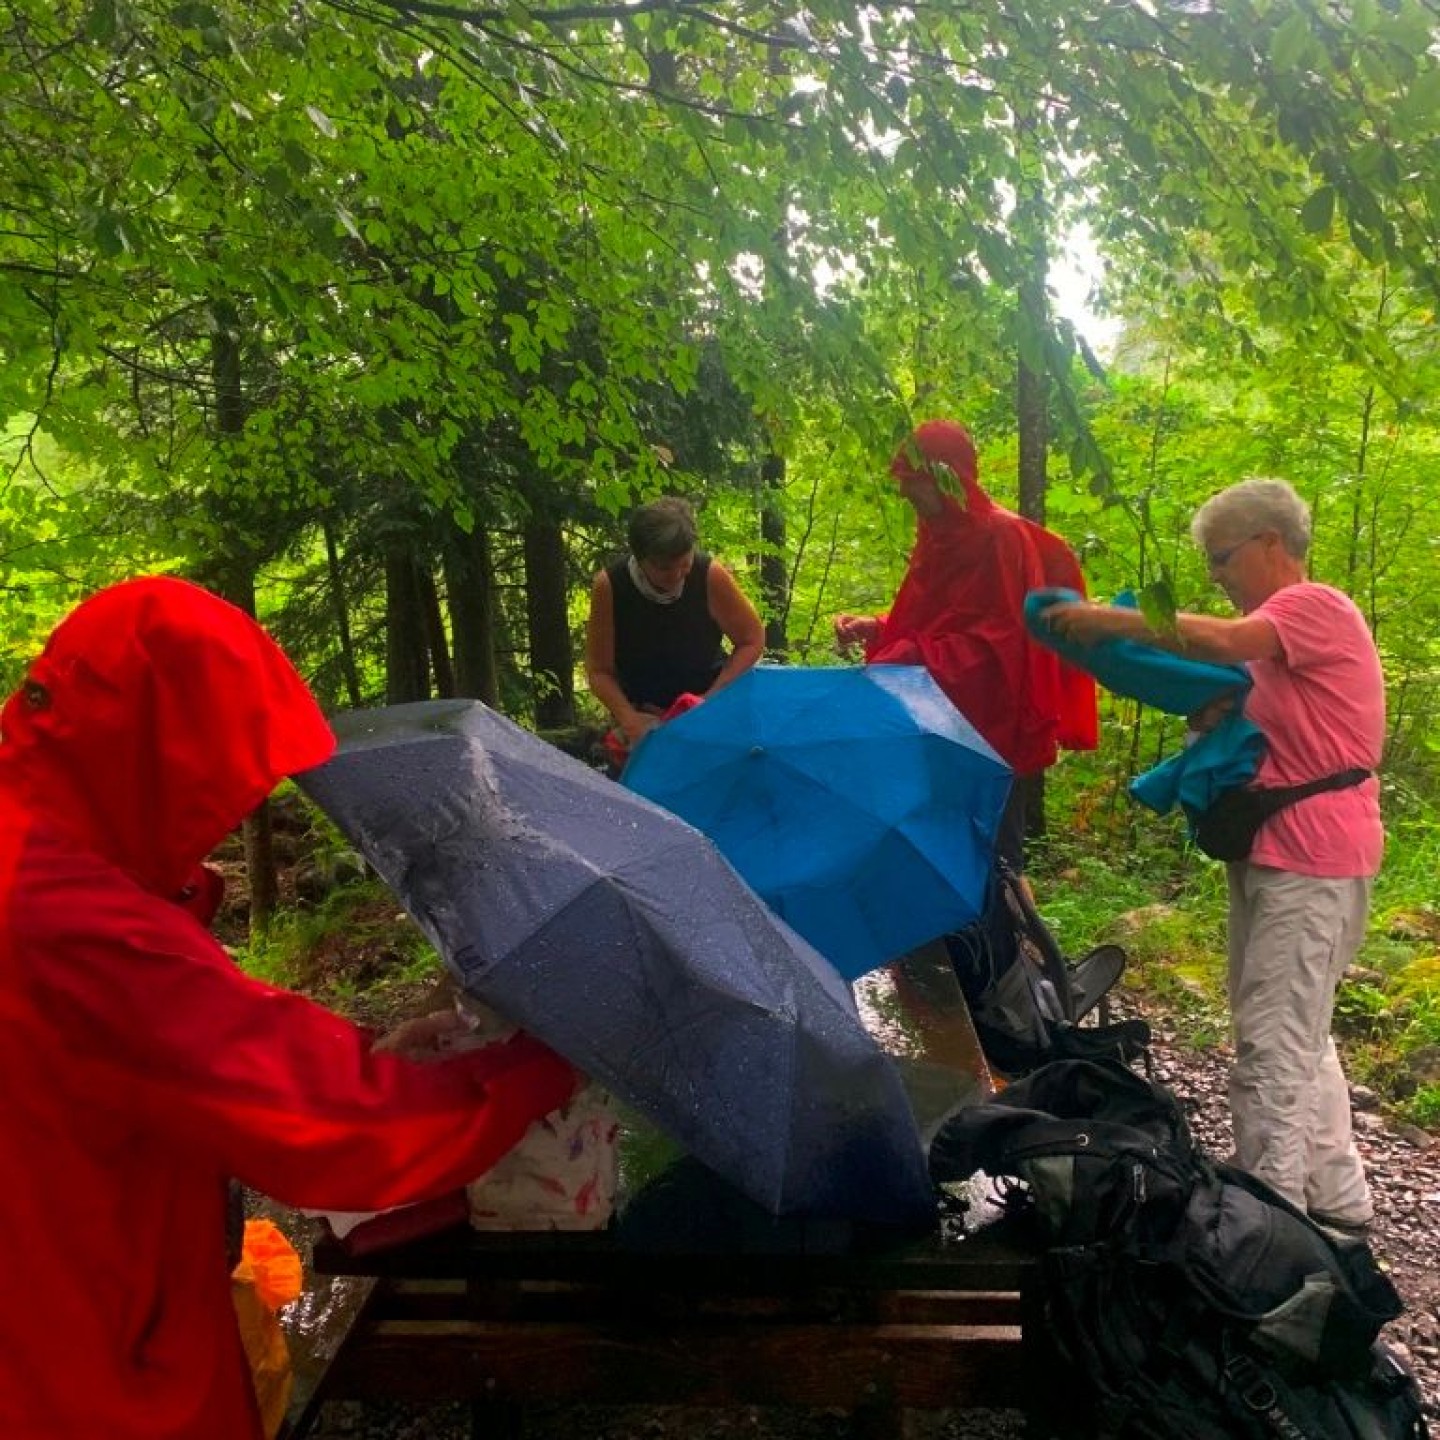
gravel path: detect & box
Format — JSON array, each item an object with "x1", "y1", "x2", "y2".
[
  {"x1": 300, "y1": 1015, "x2": 1439, "y2": 1440},
  {"x1": 1147, "y1": 1019, "x2": 1440, "y2": 1424}
]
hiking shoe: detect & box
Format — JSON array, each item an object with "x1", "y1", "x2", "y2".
[{"x1": 1310, "y1": 1211, "x2": 1372, "y2": 1241}]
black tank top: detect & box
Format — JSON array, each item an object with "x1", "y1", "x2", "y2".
[{"x1": 608, "y1": 553, "x2": 725, "y2": 710}]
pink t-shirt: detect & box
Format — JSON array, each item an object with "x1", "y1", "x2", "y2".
[{"x1": 1245, "y1": 581, "x2": 1384, "y2": 877}]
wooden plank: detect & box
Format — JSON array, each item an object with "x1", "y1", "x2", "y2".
[
  {"x1": 310, "y1": 1219, "x2": 1038, "y2": 1295},
  {"x1": 372, "y1": 1277, "x2": 1024, "y2": 1329},
  {"x1": 872, "y1": 1289, "x2": 1024, "y2": 1326},
  {"x1": 325, "y1": 1317, "x2": 1028, "y2": 1410}
]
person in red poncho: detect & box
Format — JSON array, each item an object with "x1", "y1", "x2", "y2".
[
  {"x1": 834, "y1": 420, "x2": 1098, "y2": 874},
  {"x1": 0, "y1": 577, "x2": 577, "y2": 1440}
]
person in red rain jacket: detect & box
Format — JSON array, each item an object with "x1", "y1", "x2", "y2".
[
  {"x1": 834, "y1": 420, "x2": 1098, "y2": 876},
  {"x1": 0, "y1": 577, "x2": 577, "y2": 1440}
]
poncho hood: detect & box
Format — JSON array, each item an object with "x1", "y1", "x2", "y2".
[
  {"x1": 0, "y1": 576, "x2": 335, "y2": 900},
  {"x1": 871, "y1": 422, "x2": 1099, "y2": 771},
  {"x1": 894, "y1": 418, "x2": 994, "y2": 520}
]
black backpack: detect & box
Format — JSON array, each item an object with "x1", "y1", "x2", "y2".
[
  {"x1": 931, "y1": 1060, "x2": 1428, "y2": 1440},
  {"x1": 944, "y1": 864, "x2": 1150, "y2": 1077}
]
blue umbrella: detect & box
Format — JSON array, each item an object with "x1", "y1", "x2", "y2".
[
  {"x1": 622, "y1": 666, "x2": 1012, "y2": 981},
  {"x1": 296, "y1": 699, "x2": 935, "y2": 1228}
]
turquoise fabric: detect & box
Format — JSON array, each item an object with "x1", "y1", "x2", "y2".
[
  {"x1": 1024, "y1": 587, "x2": 1251, "y2": 717},
  {"x1": 1129, "y1": 713, "x2": 1265, "y2": 818},
  {"x1": 1023, "y1": 586, "x2": 1264, "y2": 822}
]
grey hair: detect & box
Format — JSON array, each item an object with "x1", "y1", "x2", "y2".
[
  {"x1": 1191, "y1": 478, "x2": 1311, "y2": 560},
  {"x1": 628, "y1": 497, "x2": 698, "y2": 561}
]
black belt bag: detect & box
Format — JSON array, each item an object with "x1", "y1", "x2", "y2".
[{"x1": 1191, "y1": 767, "x2": 1372, "y2": 863}]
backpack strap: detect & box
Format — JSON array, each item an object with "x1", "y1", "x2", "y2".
[{"x1": 996, "y1": 858, "x2": 1079, "y2": 1022}]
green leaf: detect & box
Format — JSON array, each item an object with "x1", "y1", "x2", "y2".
[
  {"x1": 85, "y1": 0, "x2": 118, "y2": 43},
  {"x1": 171, "y1": 2, "x2": 221, "y2": 29},
  {"x1": 1349, "y1": 0, "x2": 1378, "y2": 35},
  {"x1": 305, "y1": 105, "x2": 337, "y2": 140},
  {"x1": 259, "y1": 164, "x2": 292, "y2": 199},
  {"x1": 1396, "y1": 63, "x2": 1440, "y2": 123},
  {"x1": 92, "y1": 210, "x2": 128, "y2": 258},
  {"x1": 281, "y1": 141, "x2": 312, "y2": 176},
  {"x1": 1269, "y1": 13, "x2": 1314, "y2": 71},
  {"x1": 1299, "y1": 186, "x2": 1335, "y2": 234},
  {"x1": 1137, "y1": 579, "x2": 1178, "y2": 635},
  {"x1": 1355, "y1": 43, "x2": 1397, "y2": 92}
]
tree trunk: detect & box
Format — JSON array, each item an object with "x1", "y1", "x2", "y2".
[
  {"x1": 210, "y1": 310, "x2": 279, "y2": 932},
  {"x1": 323, "y1": 517, "x2": 364, "y2": 708},
  {"x1": 1016, "y1": 354, "x2": 1048, "y2": 526},
  {"x1": 523, "y1": 514, "x2": 575, "y2": 729},
  {"x1": 444, "y1": 519, "x2": 501, "y2": 705},
  {"x1": 759, "y1": 451, "x2": 788, "y2": 657},
  {"x1": 385, "y1": 539, "x2": 430, "y2": 704},
  {"x1": 1014, "y1": 128, "x2": 1051, "y2": 841},
  {"x1": 418, "y1": 562, "x2": 456, "y2": 698},
  {"x1": 1015, "y1": 214, "x2": 1050, "y2": 524},
  {"x1": 758, "y1": 49, "x2": 792, "y2": 663}
]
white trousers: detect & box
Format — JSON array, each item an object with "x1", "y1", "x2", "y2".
[{"x1": 1226, "y1": 863, "x2": 1372, "y2": 1226}]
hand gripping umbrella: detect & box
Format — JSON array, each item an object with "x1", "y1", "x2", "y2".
[
  {"x1": 296, "y1": 699, "x2": 935, "y2": 1228},
  {"x1": 622, "y1": 665, "x2": 1013, "y2": 981}
]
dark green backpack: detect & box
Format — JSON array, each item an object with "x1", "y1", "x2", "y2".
[{"x1": 931, "y1": 1060, "x2": 1427, "y2": 1440}]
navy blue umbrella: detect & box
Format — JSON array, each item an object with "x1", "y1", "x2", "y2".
[
  {"x1": 622, "y1": 666, "x2": 1012, "y2": 981},
  {"x1": 296, "y1": 700, "x2": 935, "y2": 1228}
]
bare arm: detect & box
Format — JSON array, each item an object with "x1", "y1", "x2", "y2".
[
  {"x1": 583, "y1": 572, "x2": 655, "y2": 743},
  {"x1": 834, "y1": 613, "x2": 884, "y2": 653},
  {"x1": 1041, "y1": 600, "x2": 1283, "y2": 664},
  {"x1": 705, "y1": 561, "x2": 766, "y2": 694}
]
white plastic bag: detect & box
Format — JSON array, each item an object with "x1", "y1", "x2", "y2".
[{"x1": 375, "y1": 997, "x2": 619, "y2": 1232}]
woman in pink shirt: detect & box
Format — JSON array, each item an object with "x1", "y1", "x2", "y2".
[{"x1": 1043, "y1": 478, "x2": 1382, "y2": 1236}]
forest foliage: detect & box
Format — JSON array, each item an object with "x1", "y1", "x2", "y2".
[{"x1": 4, "y1": 0, "x2": 1440, "y2": 1029}]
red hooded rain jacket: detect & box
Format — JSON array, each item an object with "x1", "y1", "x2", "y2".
[
  {"x1": 869, "y1": 421, "x2": 1099, "y2": 774},
  {"x1": 0, "y1": 577, "x2": 575, "y2": 1440}
]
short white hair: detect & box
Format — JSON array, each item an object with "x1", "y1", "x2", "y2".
[{"x1": 1191, "y1": 478, "x2": 1311, "y2": 559}]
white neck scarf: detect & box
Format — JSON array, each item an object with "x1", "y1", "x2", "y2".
[{"x1": 628, "y1": 554, "x2": 685, "y2": 605}]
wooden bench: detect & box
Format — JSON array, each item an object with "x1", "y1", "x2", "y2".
[{"x1": 295, "y1": 1212, "x2": 1042, "y2": 1440}]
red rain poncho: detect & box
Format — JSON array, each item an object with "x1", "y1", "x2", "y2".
[
  {"x1": 0, "y1": 577, "x2": 575, "y2": 1440},
  {"x1": 868, "y1": 421, "x2": 1098, "y2": 774}
]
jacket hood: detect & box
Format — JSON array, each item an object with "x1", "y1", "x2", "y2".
[
  {"x1": 0, "y1": 577, "x2": 336, "y2": 900},
  {"x1": 895, "y1": 419, "x2": 993, "y2": 521}
]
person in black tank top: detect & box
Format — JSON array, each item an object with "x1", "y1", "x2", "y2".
[{"x1": 585, "y1": 497, "x2": 764, "y2": 755}]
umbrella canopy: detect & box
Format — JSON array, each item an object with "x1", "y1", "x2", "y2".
[
  {"x1": 297, "y1": 699, "x2": 935, "y2": 1228},
  {"x1": 622, "y1": 666, "x2": 1013, "y2": 981}
]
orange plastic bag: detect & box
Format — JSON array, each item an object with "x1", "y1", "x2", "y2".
[{"x1": 230, "y1": 1219, "x2": 304, "y2": 1440}]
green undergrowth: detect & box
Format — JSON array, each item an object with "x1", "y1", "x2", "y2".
[
  {"x1": 1033, "y1": 770, "x2": 1440, "y2": 1130},
  {"x1": 236, "y1": 879, "x2": 444, "y2": 1027},
  {"x1": 1031, "y1": 818, "x2": 1233, "y2": 1052}
]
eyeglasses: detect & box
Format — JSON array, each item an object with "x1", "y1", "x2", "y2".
[{"x1": 1206, "y1": 533, "x2": 1265, "y2": 569}]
